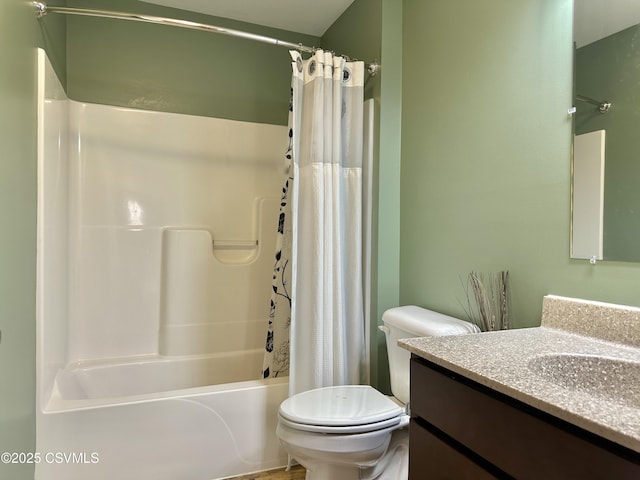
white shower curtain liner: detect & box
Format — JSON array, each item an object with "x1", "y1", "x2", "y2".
[{"x1": 288, "y1": 49, "x2": 366, "y2": 395}]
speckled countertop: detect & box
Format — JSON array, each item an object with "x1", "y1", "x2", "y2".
[{"x1": 399, "y1": 295, "x2": 640, "y2": 453}]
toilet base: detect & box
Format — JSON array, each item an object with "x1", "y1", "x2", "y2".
[
  {"x1": 367, "y1": 429, "x2": 408, "y2": 480},
  {"x1": 283, "y1": 429, "x2": 408, "y2": 480}
]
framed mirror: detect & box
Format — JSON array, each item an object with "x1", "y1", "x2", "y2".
[{"x1": 571, "y1": 0, "x2": 640, "y2": 262}]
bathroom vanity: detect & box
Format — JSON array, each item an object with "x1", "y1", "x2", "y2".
[
  {"x1": 400, "y1": 295, "x2": 640, "y2": 479},
  {"x1": 409, "y1": 356, "x2": 639, "y2": 479}
]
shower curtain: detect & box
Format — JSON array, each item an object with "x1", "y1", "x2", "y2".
[
  {"x1": 287, "y1": 50, "x2": 366, "y2": 395},
  {"x1": 262, "y1": 142, "x2": 293, "y2": 379}
]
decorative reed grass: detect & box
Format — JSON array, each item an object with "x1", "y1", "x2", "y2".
[{"x1": 462, "y1": 271, "x2": 510, "y2": 332}]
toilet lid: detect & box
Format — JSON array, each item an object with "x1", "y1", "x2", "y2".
[
  {"x1": 279, "y1": 385, "x2": 403, "y2": 429},
  {"x1": 278, "y1": 412, "x2": 404, "y2": 434}
]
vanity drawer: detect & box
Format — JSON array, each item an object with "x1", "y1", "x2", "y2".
[
  {"x1": 410, "y1": 356, "x2": 640, "y2": 480},
  {"x1": 409, "y1": 418, "x2": 498, "y2": 480}
]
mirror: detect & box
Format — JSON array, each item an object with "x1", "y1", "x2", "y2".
[{"x1": 571, "y1": 0, "x2": 640, "y2": 262}]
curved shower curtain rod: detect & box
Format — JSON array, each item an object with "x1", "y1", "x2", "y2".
[
  {"x1": 576, "y1": 94, "x2": 611, "y2": 114},
  {"x1": 33, "y1": 2, "x2": 381, "y2": 77}
]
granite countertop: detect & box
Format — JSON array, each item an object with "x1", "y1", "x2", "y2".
[{"x1": 399, "y1": 295, "x2": 640, "y2": 453}]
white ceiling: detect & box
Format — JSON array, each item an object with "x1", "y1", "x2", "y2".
[
  {"x1": 140, "y1": 0, "x2": 356, "y2": 36},
  {"x1": 575, "y1": 0, "x2": 640, "y2": 47}
]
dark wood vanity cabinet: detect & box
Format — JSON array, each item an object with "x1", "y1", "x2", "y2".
[{"x1": 409, "y1": 355, "x2": 640, "y2": 480}]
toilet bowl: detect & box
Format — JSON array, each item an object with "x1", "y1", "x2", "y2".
[{"x1": 276, "y1": 306, "x2": 479, "y2": 480}]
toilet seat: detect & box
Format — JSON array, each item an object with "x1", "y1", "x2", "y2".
[
  {"x1": 279, "y1": 385, "x2": 405, "y2": 434},
  {"x1": 278, "y1": 412, "x2": 404, "y2": 434}
]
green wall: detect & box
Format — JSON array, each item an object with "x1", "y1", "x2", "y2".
[
  {"x1": 0, "y1": 1, "x2": 65, "y2": 479},
  {"x1": 322, "y1": 0, "x2": 402, "y2": 393},
  {"x1": 374, "y1": 0, "x2": 402, "y2": 393},
  {"x1": 575, "y1": 24, "x2": 640, "y2": 262},
  {"x1": 400, "y1": 0, "x2": 640, "y2": 331},
  {"x1": 63, "y1": 0, "x2": 318, "y2": 125},
  {"x1": 6, "y1": 6, "x2": 640, "y2": 474},
  {"x1": 322, "y1": 0, "x2": 382, "y2": 101}
]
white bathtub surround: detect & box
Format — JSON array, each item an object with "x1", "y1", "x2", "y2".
[
  {"x1": 288, "y1": 50, "x2": 367, "y2": 395},
  {"x1": 63, "y1": 105, "x2": 285, "y2": 362},
  {"x1": 36, "y1": 49, "x2": 289, "y2": 479}
]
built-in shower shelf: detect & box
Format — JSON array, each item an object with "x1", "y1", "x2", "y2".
[{"x1": 213, "y1": 239, "x2": 258, "y2": 250}]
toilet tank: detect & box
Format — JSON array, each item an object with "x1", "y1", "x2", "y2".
[{"x1": 380, "y1": 306, "x2": 480, "y2": 404}]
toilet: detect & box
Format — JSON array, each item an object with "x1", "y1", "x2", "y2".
[{"x1": 276, "y1": 305, "x2": 480, "y2": 480}]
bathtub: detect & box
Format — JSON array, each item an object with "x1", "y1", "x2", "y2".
[
  {"x1": 52, "y1": 349, "x2": 267, "y2": 401},
  {"x1": 35, "y1": 352, "x2": 289, "y2": 480},
  {"x1": 36, "y1": 50, "x2": 290, "y2": 480}
]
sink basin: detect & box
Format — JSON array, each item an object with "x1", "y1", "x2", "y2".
[{"x1": 527, "y1": 353, "x2": 640, "y2": 409}]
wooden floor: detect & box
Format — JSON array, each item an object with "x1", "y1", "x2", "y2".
[{"x1": 223, "y1": 465, "x2": 306, "y2": 480}]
